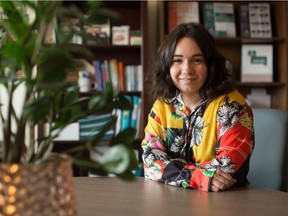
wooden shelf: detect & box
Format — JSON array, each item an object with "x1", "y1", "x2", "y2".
[
  {"x1": 215, "y1": 37, "x2": 285, "y2": 45},
  {"x1": 236, "y1": 82, "x2": 285, "y2": 88}
]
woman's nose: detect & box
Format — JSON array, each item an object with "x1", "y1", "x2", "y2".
[{"x1": 181, "y1": 61, "x2": 192, "y2": 74}]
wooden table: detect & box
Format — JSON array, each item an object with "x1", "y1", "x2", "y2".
[{"x1": 73, "y1": 177, "x2": 288, "y2": 216}]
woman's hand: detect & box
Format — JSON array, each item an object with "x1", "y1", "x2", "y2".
[{"x1": 210, "y1": 169, "x2": 237, "y2": 192}]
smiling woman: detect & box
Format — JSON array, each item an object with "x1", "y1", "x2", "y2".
[{"x1": 142, "y1": 23, "x2": 254, "y2": 192}]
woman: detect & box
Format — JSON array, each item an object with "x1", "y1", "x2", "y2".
[{"x1": 141, "y1": 23, "x2": 254, "y2": 192}]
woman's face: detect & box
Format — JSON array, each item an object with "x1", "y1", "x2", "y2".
[{"x1": 170, "y1": 37, "x2": 207, "y2": 97}]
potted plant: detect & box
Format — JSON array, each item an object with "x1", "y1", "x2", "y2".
[{"x1": 0, "y1": 1, "x2": 138, "y2": 215}]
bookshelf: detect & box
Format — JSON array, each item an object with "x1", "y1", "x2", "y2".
[
  {"x1": 51, "y1": 1, "x2": 149, "y2": 176},
  {"x1": 158, "y1": 1, "x2": 288, "y2": 110}
]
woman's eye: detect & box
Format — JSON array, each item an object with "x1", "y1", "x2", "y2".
[
  {"x1": 193, "y1": 58, "x2": 204, "y2": 64},
  {"x1": 173, "y1": 59, "x2": 182, "y2": 64}
]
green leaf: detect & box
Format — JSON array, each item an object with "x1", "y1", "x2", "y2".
[
  {"x1": 86, "y1": 116, "x2": 117, "y2": 148},
  {"x1": 100, "y1": 144, "x2": 131, "y2": 174},
  {"x1": 110, "y1": 127, "x2": 136, "y2": 147},
  {"x1": 88, "y1": 84, "x2": 114, "y2": 112},
  {"x1": 113, "y1": 93, "x2": 134, "y2": 110},
  {"x1": 24, "y1": 95, "x2": 51, "y2": 124},
  {"x1": 2, "y1": 41, "x2": 27, "y2": 64},
  {"x1": 37, "y1": 46, "x2": 76, "y2": 84}
]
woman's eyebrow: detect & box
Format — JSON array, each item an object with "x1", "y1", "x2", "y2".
[{"x1": 172, "y1": 53, "x2": 203, "y2": 57}]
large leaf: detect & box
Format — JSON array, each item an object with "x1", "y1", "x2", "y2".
[
  {"x1": 1, "y1": 41, "x2": 27, "y2": 65},
  {"x1": 37, "y1": 46, "x2": 76, "y2": 85},
  {"x1": 23, "y1": 94, "x2": 52, "y2": 124},
  {"x1": 99, "y1": 144, "x2": 131, "y2": 174},
  {"x1": 110, "y1": 127, "x2": 136, "y2": 147}
]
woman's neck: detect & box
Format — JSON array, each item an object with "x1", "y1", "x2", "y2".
[{"x1": 180, "y1": 93, "x2": 201, "y2": 113}]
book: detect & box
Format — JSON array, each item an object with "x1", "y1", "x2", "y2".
[
  {"x1": 78, "y1": 114, "x2": 115, "y2": 141},
  {"x1": 112, "y1": 25, "x2": 130, "y2": 45},
  {"x1": 118, "y1": 61, "x2": 125, "y2": 92},
  {"x1": 120, "y1": 95, "x2": 132, "y2": 131},
  {"x1": 249, "y1": 3, "x2": 272, "y2": 38},
  {"x1": 93, "y1": 60, "x2": 104, "y2": 91},
  {"x1": 109, "y1": 58, "x2": 120, "y2": 91},
  {"x1": 238, "y1": 4, "x2": 250, "y2": 37},
  {"x1": 167, "y1": 1, "x2": 199, "y2": 33},
  {"x1": 124, "y1": 65, "x2": 132, "y2": 92},
  {"x1": 202, "y1": 2, "x2": 236, "y2": 37},
  {"x1": 131, "y1": 95, "x2": 140, "y2": 130},
  {"x1": 241, "y1": 44, "x2": 273, "y2": 82},
  {"x1": 213, "y1": 3, "x2": 236, "y2": 37},
  {"x1": 137, "y1": 65, "x2": 143, "y2": 92},
  {"x1": 101, "y1": 60, "x2": 110, "y2": 87},
  {"x1": 202, "y1": 2, "x2": 215, "y2": 35}
]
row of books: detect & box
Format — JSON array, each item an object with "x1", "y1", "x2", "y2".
[
  {"x1": 92, "y1": 59, "x2": 143, "y2": 92},
  {"x1": 78, "y1": 95, "x2": 142, "y2": 141},
  {"x1": 53, "y1": 94, "x2": 142, "y2": 141},
  {"x1": 57, "y1": 17, "x2": 142, "y2": 46},
  {"x1": 167, "y1": 2, "x2": 272, "y2": 38}
]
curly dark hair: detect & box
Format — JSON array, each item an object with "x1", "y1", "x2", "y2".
[{"x1": 148, "y1": 23, "x2": 235, "y2": 104}]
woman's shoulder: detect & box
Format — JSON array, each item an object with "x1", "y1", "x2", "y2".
[
  {"x1": 215, "y1": 90, "x2": 247, "y2": 105},
  {"x1": 207, "y1": 90, "x2": 249, "y2": 111},
  {"x1": 152, "y1": 99, "x2": 172, "y2": 110}
]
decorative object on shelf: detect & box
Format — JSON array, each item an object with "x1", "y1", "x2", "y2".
[
  {"x1": 130, "y1": 30, "x2": 142, "y2": 45},
  {"x1": 112, "y1": 25, "x2": 130, "y2": 45},
  {"x1": 0, "y1": 1, "x2": 138, "y2": 214},
  {"x1": 241, "y1": 44, "x2": 273, "y2": 82},
  {"x1": 78, "y1": 70, "x2": 92, "y2": 92}
]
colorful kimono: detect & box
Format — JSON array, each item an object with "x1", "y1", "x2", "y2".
[{"x1": 141, "y1": 90, "x2": 254, "y2": 191}]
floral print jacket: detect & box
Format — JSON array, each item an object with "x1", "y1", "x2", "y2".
[{"x1": 141, "y1": 90, "x2": 254, "y2": 191}]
